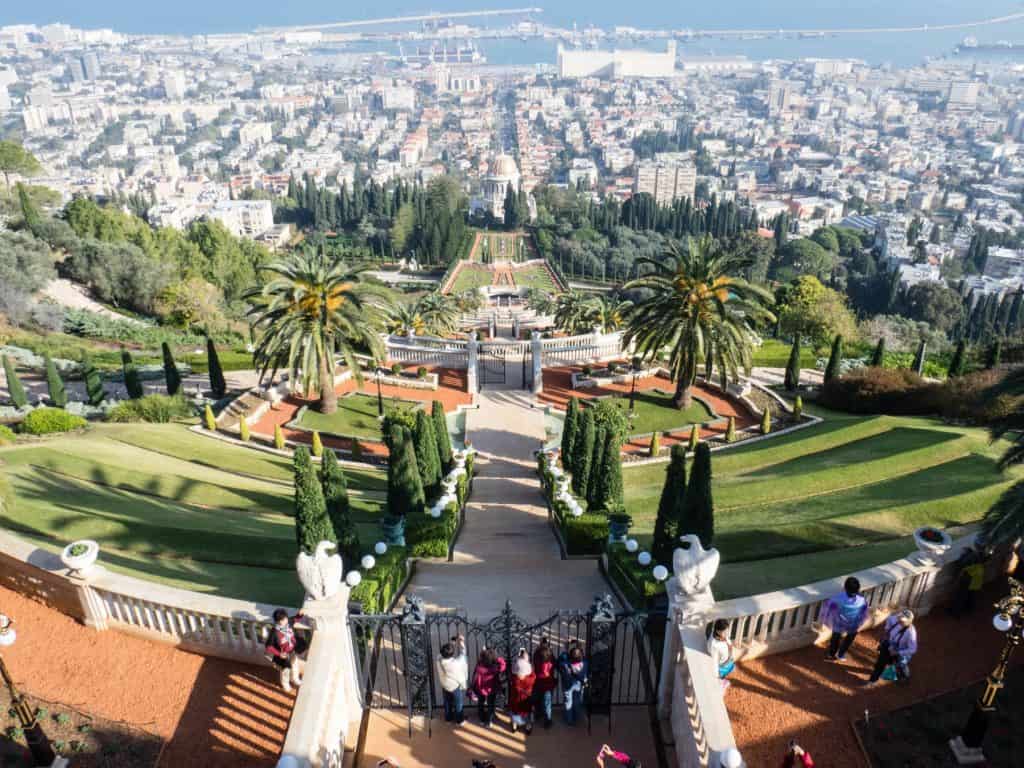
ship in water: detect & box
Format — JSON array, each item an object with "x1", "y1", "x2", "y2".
[
  {"x1": 398, "y1": 40, "x2": 485, "y2": 65},
  {"x1": 954, "y1": 36, "x2": 1024, "y2": 55}
]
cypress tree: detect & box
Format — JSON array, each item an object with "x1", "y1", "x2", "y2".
[
  {"x1": 588, "y1": 425, "x2": 607, "y2": 508},
  {"x1": 760, "y1": 408, "x2": 771, "y2": 435},
  {"x1": 387, "y1": 425, "x2": 425, "y2": 517},
  {"x1": 274, "y1": 424, "x2": 286, "y2": 450},
  {"x1": 321, "y1": 449, "x2": 358, "y2": 561},
  {"x1": 986, "y1": 340, "x2": 1002, "y2": 370},
  {"x1": 912, "y1": 340, "x2": 926, "y2": 375},
  {"x1": 81, "y1": 353, "x2": 104, "y2": 406},
  {"x1": 688, "y1": 424, "x2": 699, "y2": 453},
  {"x1": 293, "y1": 446, "x2": 334, "y2": 554},
  {"x1": 414, "y1": 409, "x2": 442, "y2": 498},
  {"x1": 204, "y1": 403, "x2": 216, "y2": 430},
  {"x1": 17, "y1": 183, "x2": 41, "y2": 235},
  {"x1": 311, "y1": 431, "x2": 324, "y2": 457},
  {"x1": 3, "y1": 355, "x2": 28, "y2": 408},
  {"x1": 574, "y1": 409, "x2": 596, "y2": 500},
  {"x1": 870, "y1": 337, "x2": 886, "y2": 367},
  {"x1": 652, "y1": 444, "x2": 687, "y2": 564},
  {"x1": 561, "y1": 397, "x2": 580, "y2": 469},
  {"x1": 594, "y1": 429, "x2": 624, "y2": 512},
  {"x1": 44, "y1": 355, "x2": 66, "y2": 408},
  {"x1": 949, "y1": 340, "x2": 967, "y2": 377},
  {"x1": 784, "y1": 333, "x2": 801, "y2": 392},
  {"x1": 725, "y1": 416, "x2": 736, "y2": 443},
  {"x1": 431, "y1": 400, "x2": 452, "y2": 471},
  {"x1": 649, "y1": 431, "x2": 660, "y2": 457},
  {"x1": 161, "y1": 342, "x2": 181, "y2": 396},
  {"x1": 680, "y1": 442, "x2": 714, "y2": 549},
  {"x1": 793, "y1": 395, "x2": 803, "y2": 421},
  {"x1": 239, "y1": 418, "x2": 251, "y2": 442},
  {"x1": 824, "y1": 334, "x2": 843, "y2": 383},
  {"x1": 122, "y1": 348, "x2": 143, "y2": 399},
  {"x1": 207, "y1": 338, "x2": 226, "y2": 399}
]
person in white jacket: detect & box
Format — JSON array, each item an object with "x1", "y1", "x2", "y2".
[
  {"x1": 437, "y1": 634, "x2": 468, "y2": 724},
  {"x1": 707, "y1": 619, "x2": 735, "y2": 691}
]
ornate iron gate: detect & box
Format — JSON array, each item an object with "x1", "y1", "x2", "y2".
[
  {"x1": 348, "y1": 596, "x2": 666, "y2": 737},
  {"x1": 477, "y1": 346, "x2": 507, "y2": 388}
]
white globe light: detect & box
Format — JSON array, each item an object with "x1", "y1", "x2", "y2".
[
  {"x1": 638, "y1": 551, "x2": 652, "y2": 566},
  {"x1": 374, "y1": 542, "x2": 387, "y2": 556},
  {"x1": 652, "y1": 565, "x2": 669, "y2": 582},
  {"x1": 993, "y1": 613, "x2": 1013, "y2": 633},
  {"x1": 720, "y1": 748, "x2": 743, "y2": 768},
  {"x1": 361, "y1": 555, "x2": 376, "y2": 570},
  {"x1": 431, "y1": 507, "x2": 443, "y2": 518},
  {"x1": 625, "y1": 539, "x2": 639, "y2": 553},
  {"x1": 345, "y1": 571, "x2": 362, "y2": 587}
]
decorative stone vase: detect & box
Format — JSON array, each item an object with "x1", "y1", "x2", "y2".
[
  {"x1": 61, "y1": 539, "x2": 99, "y2": 576},
  {"x1": 913, "y1": 526, "x2": 952, "y2": 564},
  {"x1": 381, "y1": 516, "x2": 406, "y2": 547},
  {"x1": 608, "y1": 516, "x2": 632, "y2": 544}
]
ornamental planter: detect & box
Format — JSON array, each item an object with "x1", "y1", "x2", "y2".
[
  {"x1": 608, "y1": 515, "x2": 632, "y2": 544},
  {"x1": 61, "y1": 539, "x2": 99, "y2": 576},
  {"x1": 381, "y1": 516, "x2": 406, "y2": 547},
  {"x1": 913, "y1": 526, "x2": 952, "y2": 564}
]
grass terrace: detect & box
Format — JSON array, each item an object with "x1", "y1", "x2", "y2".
[
  {"x1": 602, "y1": 389, "x2": 716, "y2": 436},
  {"x1": 512, "y1": 263, "x2": 559, "y2": 293},
  {"x1": 621, "y1": 407, "x2": 1017, "y2": 599},
  {"x1": 448, "y1": 263, "x2": 494, "y2": 294},
  {"x1": 292, "y1": 393, "x2": 423, "y2": 441},
  {"x1": 0, "y1": 423, "x2": 388, "y2": 605}
]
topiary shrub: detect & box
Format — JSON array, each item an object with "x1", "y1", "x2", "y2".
[
  {"x1": 0, "y1": 425, "x2": 15, "y2": 445},
  {"x1": 203, "y1": 403, "x2": 216, "y2": 430},
  {"x1": 793, "y1": 395, "x2": 803, "y2": 420},
  {"x1": 239, "y1": 418, "x2": 251, "y2": 442},
  {"x1": 688, "y1": 424, "x2": 699, "y2": 452},
  {"x1": 760, "y1": 408, "x2": 771, "y2": 435},
  {"x1": 819, "y1": 367, "x2": 942, "y2": 415},
  {"x1": 274, "y1": 423, "x2": 286, "y2": 450},
  {"x1": 417, "y1": 366, "x2": 428, "y2": 380},
  {"x1": 21, "y1": 408, "x2": 87, "y2": 435},
  {"x1": 648, "y1": 431, "x2": 660, "y2": 457},
  {"x1": 725, "y1": 416, "x2": 736, "y2": 443},
  {"x1": 391, "y1": 362, "x2": 402, "y2": 375},
  {"x1": 107, "y1": 394, "x2": 194, "y2": 423},
  {"x1": 561, "y1": 512, "x2": 608, "y2": 555},
  {"x1": 2, "y1": 355, "x2": 27, "y2": 408},
  {"x1": 311, "y1": 430, "x2": 323, "y2": 457},
  {"x1": 350, "y1": 438, "x2": 363, "y2": 461}
]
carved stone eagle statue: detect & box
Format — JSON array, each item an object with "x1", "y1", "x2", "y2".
[
  {"x1": 672, "y1": 534, "x2": 721, "y2": 596},
  {"x1": 296, "y1": 541, "x2": 343, "y2": 600}
]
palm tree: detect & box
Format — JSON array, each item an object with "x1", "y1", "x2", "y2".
[
  {"x1": 454, "y1": 289, "x2": 484, "y2": 315},
  {"x1": 388, "y1": 302, "x2": 428, "y2": 337},
  {"x1": 525, "y1": 287, "x2": 557, "y2": 316},
  {"x1": 417, "y1": 292, "x2": 460, "y2": 336},
  {"x1": 981, "y1": 369, "x2": 1024, "y2": 544},
  {"x1": 623, "y1": 236, "x2": 775, "y2": 409},
  {"x1": 591, "y1": 295, "x2": 633, "y2": 332},
  {"x1": 245, "y1": 250, "x2": 391, "y2": 414},
  {"x1": 554, "y1": 291, "x2": 597, "y2": 335}
]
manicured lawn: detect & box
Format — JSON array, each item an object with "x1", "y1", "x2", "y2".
[
  {"x1": 751, "y1": 337, "x2": 820, "y2": 368},
  {"x1": 513, "y1": 264, "x2": 558, "y2": 292},
  {"x1": 621, "y1": 408, "x2": 1019, "y2": 594},
  {"x1": 595, "y1": 389, "x2": 715, "y2": 436},
  {"x1": 0, "y1": 423, "x2": 387, "y2": 603},
  {"x1": 294, "y1": 393, "x2": 423, "y2": 440},
  {"x1": 449, "y1": 263, "x2": 493, "y2": 293}
]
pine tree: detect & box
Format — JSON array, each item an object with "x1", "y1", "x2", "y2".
[
  {"x1": 688, "y1": 424, "x2": 699, "y2": 453},
  {"x1": 573, "y1": 409, "x2": 596, "y2": 499},
  {"x1": 588, "y1": 425, "x2": 607, "y2": 508},
  {"x1": 912, "y1": 340, "x2": 926, "y2": 375},
  {"x1": 431, "y1": 400, "x2": 452, "y2": 471},
  {"x1": 274, "y1": 424, "x2": 286, "y2": 450},
  {"x1": 311, "y1": 431, "x2": 323, "y2": 457},
  {"x1": 81, "y1": 353, "x2": 104, "y2": 406},
  {"x1": 760, "y1": 408, "x2": 771, "y2": 435},
  {"x1": 293, "y1": 446, "x2": 334, "y2": 554},
  {"x1": 725, "y1": 416, "x2": 736, "y2": 443},
  {"x1": 161, "y1": 342, "x2": 181, "y2": 396},
  {"x1": 44, "y1": 355, "x2": 66, "y2": 408},
  {"x1": 870, "y1": 337, "x2": 886, "y2": 367},
  {"x1": 784, "y1": 333, "x2": 801, "y2": 392},
  {"x1": 122, "y1": 348, "x2": 143, "y2": 399},
  {"x1": 948, "y1": 340, "x2": 967, "y2": 377},
  {"x1": 652, "y1": 444, "x2": 687, "y2": 564},
  {"x1": 680, "y1": 442, "x2": 714, "y2": 549},
  {"x1": 320, "y1": 449, "x2": 358, "y2": 561},
  {"x1": 3, "y1": 355, "x2": 28, "y2": 408},
  {"x1": 207, "y1": 338, "x2": 226, "y2": 399},
  {"x1": 594, "y1": 429, "x2": 624, "y2": 512},
  {"x1": 414, "y1": 409, "x2": 442, "y2": 498},
  {"x1": 561, "y1": 397, "x2": 580, "y2": 469},
  {"x1": 824, "y1": 334, "x2": 843, "y2": 383},
  {"x1": 387, "y1": 425, "x2": 425, "y2": 517},
  {"x1": 986, "y1": 340, "x2": 1002, "y2": 370}
]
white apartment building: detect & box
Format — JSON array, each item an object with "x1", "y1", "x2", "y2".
[
  {"x1": 239, "y1": 122, "x2": 273, "y2": 146},
  {"x1": 381, "y1": 86, "x2": 415, "y2": 111},
  {"x1": 633, "y1": 152, "x2": 696, "y2": 205},
  {"x1": 207, "y1": 200, "x2": 274, "y2": 238},
  {"x1": 557, "y1": 42, "x2": 677, "y2": 79}
]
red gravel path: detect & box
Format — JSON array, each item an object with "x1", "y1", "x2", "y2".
[
  {"x1": 726, "y1": 582, "x2": 1023, "y2": 768},
  {"x1": 0, "y1": 584, "x2": 291, "y2": 767}
]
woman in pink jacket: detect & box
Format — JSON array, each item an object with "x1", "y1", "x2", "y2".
[{"x1": 471, "y1": 648, "x2": 506, "y2": 727}]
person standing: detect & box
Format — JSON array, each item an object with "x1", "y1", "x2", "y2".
[
  {"x1": 781, "y1": 742, "x2": 814, "y2": 768},
  {"x1": 820, "y1": 577, "x2": 868, "y2": 662},
  {"x1": 557, "y1": 642, "x2": 589, "y2": 726},
  {"x1": 437, "y1": 634, "x2": 468, "y2": 724},
  {"x1": 868, "y1": 609, "x2": 918, "y2": 683},
  {"x1": 471, "y1": 648, "x2": 506, "y2": 728},
  {"x1": 508, "y1": 649, "x2": 536, "y2": 734},
  {"x1": 706, "y1": 619, "x2": 736, "y2": 691},
  {"x1": 532, "y1": 638, "x2": 558, "y2": 729},
  {"x1": 265, "y1": 608, "x2": 306, "y2": 692}
]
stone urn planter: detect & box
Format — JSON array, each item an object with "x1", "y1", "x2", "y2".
[
  {"x1": 913, "y1": 526, "x2": 952, "y2": 564},
  {"x1": 61, "y1": 539, "x2": 99, "y2": 576},
  {"x1": 608, "y1": 514, "x2": 633, "y2": 544},
  {"x1": 381, "y1": 516, "x2": 406, "y2": 547}
]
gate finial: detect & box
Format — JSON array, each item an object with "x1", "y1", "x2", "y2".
[{"x1": 590, "y1": 593, "x2": 616, "y2": 621}]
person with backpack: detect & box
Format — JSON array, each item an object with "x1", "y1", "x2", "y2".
[
  {"x1": 471, "y1": 648, "x2": 506, "y2": 727},
  {"x1": 820, "y1": 576, "x2": 868, "y2": 662},
  {"x1": 557, "y1": 642, "x2": 589, "y2": 726},
  {"x1": 265, "y1": 608, "x2": 307, "y2": 692},
  {"x1": 868, "y1": 609, "x2": 918, "y2": 684}
]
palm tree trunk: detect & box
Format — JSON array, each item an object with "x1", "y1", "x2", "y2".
[
  {"x1": 673, "y1": 378, "x2": 693, "y2": 410},
  {"x1": 319, "y1": 353, "x2": 338, "y2": 414}
]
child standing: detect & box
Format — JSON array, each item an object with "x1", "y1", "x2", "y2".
[
  {"x1": 820, "y1": 577, "x2": 868, "y2": 662},
  {"x1": 508, "y1": 649, "x2": 536, "y2": 734},
  {"x1": 532, "y1": 639, "x2": 558, "y2": 729},
  {"x1": 706, "y1": 619, "x2": 735, "y2": 691},
  {"x1": 471, "y1": 648, "x2": 506, "y2": 727},
  {"x1": 868, "y1": 609, "x2": 918, "y2": 683},
  {"x1": 557, "y1": 643, "x2": 589, "y2": 726},
  {"x1": 437, "y1": 634, "x2": 468, "y2": 724},
  {"x1": 265, "y1": 608, "x2": 307, "y2": 692}
]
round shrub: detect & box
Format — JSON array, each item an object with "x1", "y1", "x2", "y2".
[
  {"x1": 0, "y1": 425, "x2": 15, "y2": 445},
  {"x1": 390, "y1": 363, "x2": 402, "y2": 375},
  {"x1": 940, "y1": 369, "x2": 1017, "y2": 425},
  {"x1": 107, "y1": 394, "x2": 195, "y2": 424},
  {"x1": 21, "y1": 408, "x2": 87, "y2": 435},
  {"x1": 819, "y1": 367, "x2": 942, "y2": 415},
  {"x1": 416, "y1": 366, "x2": 428, "y2": 380}
]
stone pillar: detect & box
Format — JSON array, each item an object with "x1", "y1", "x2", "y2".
[
  {"x1": 68, "y1": 567, "x2": 110, "y2": 631},
  {"x1": 658, "y1": 578, "x2": 715, "y2": 721},
  {"x1": 466, "y1": 332, "x2": 479, "y2": 395},
  {"x1": 531, "y1": 330, "x2": 543, "y2": 394}
]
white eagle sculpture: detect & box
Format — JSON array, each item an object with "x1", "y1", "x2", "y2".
[
  {"x1": 672, "y1": 535, "x2": 721, "y2": 596},
  {"x1": 296, "y1": 541, "x2": 343, "y2": 600}
]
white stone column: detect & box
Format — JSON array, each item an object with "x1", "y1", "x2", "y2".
[
  {"x1": 68, "y1": 568, "x2": 110, "y2": 631},
  {"x1": 466, "y1": 332, "x2": 479, "y2": 395},
  {"x1": 531, "y1": 330, "x2": 543, "y2": 394}
]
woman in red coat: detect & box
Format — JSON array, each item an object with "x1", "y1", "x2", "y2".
[
  {"x1": 532, "y1": 638, "x2": 558, "y2": 728},
  {"x1": 509, "y1": 649, "x2": 537, "y2": 734}
]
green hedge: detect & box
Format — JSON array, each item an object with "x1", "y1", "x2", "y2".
[
  {"x1": 607, "y1": 544, "x2": 664, "y2": 609},
  {"x1": 107, "y1": 394, "x2": 196, "y2": 423},
  {"x1": 350, "y1": 546, "x2": 408, "y2": 614},
  {"x1": 539, "y1": 453, "x2": 608, "y2": 555},
  {"x1": 405, "y1": 458, "x2": 472, "y2": 558},
  {"x1": 21, "y1": 408, "x2": 87, "y2": 435}
]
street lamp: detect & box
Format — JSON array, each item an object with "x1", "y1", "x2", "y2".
[
  {"x1": 628, "y1": 355, "x2": 642, "y2": 413},
  {"x1": 949, "y1": 576, "x2": 1024, "y2": 765},
  {"x1": 0, "y1": 614, "x2": 63, "y2": 767},
  {"x1": 375, "y1": 368, "x2": 384, "y2": 420}
]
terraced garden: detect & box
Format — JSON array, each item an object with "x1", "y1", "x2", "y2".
[
  {"x1": 622, "y1": 407, "x2": 1018, "y2": 599},
  {"x1": 0, "y1": 423, "x2": 388, "y2": 605},
  {"x1": 292, "y1": 393, "x2": 422, "y2": 440}
]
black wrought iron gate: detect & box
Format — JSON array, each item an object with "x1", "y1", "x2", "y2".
[
  {"x1": 477, "y1": 346, "x2": 507, "y2": 388},
  {"x1": 348, "y1": 596, "x2": 666, "y2": 737}
]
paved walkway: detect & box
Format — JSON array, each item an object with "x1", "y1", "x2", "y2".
[{"x1": 403, "y1": 389, "x2": 613, "y2": 620}]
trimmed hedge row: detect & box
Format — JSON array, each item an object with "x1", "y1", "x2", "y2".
[
  {"x1": 607, "y1": 544, "x2": 664, "y2": 609},
  {"x1": 21, "y1": 408, "x2": 87, "y2": 435},
  {"x1": 350, "y1": 546, "x2": 408, "y2": 614},
  {"x1": 538, "y1": 453, "x2": 608, "y2": 555}
]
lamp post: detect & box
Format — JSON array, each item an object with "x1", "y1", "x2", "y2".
[
  {"x1": 0, "y1": 615, "x2": 63, "y2": 767},
  {"x1": 628, "y1": 355, "x2": 641, "y2": 413},
  {"x1": 375, "y1": 368, "x2": 384, "y2": 420},
  {"x1": 949, "y1": 577, "x2": 1024, "y2": 765}
]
